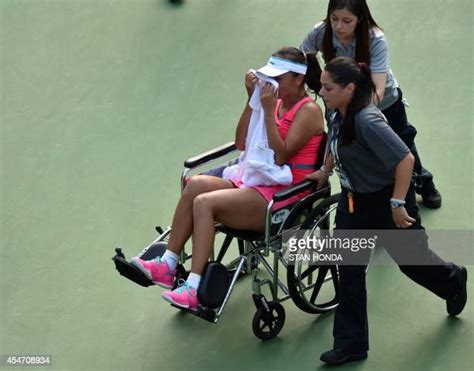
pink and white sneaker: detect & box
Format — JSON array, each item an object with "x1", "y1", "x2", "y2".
[
  {"x1": 162, "y1": 280, "x2": 199, "y2": 310},
  {"x1": 130, "y1": 256, "x2": 176, "y2": 289}
]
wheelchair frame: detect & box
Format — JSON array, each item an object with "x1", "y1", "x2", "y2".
[{"x1": 113, "y1": 141, "x2": 341, "y2": 340}]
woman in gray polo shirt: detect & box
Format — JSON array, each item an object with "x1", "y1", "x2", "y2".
[
  {"x1": 300, "y1": 0, "x2": 442, "y2": 208},
  {"x1": 306, "y1": 56, "x2": 467, "y2": 366}
]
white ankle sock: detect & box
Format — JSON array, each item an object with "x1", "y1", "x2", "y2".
[
  {"x1": 161, "y1": 250, "x2": 179, "y2": 270},
  {"x1": 186, "y1": 273, "x2": 201, "y2": 289}
]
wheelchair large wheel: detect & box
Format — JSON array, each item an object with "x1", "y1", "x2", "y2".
[
  {"x1": 252, "y1": 301, "x2": 286, "y2": 340},
  {"x1": 286, "y1": 193, "x2": 340, "y2": 314}
]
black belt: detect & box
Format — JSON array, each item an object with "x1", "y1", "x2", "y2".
[{"x1": 285, "y1": 163, "x2": 317, "y2": 170}]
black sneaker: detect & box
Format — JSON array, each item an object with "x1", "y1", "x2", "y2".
[
  {"x1": 421, "y1": 188, "x2": 442, "y2": 209},
  {"x1": 447, "y1": 266, "x2": 468, "y2": 316},
  {"x1": 320, "y1": 349, "x2": 368, "y2": 365}
]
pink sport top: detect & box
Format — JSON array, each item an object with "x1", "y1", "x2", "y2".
[
  {"x1": 231, "y1": 95, "x2": 324, "y2": 208},
  {"x1": 275, "y1": 96, "x2": 324, "y2": 185}
]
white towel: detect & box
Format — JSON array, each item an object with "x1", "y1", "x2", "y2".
[{"x1": 223, "y1": 71, "x2": 293, "y2": 187}]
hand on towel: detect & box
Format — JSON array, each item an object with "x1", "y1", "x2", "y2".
[
  {"x1": 260, "y1": 82, "x2": 277, "y2": 113},
  {"x1": 245, "y1": 71, "x2": 258, "y2": 98}
]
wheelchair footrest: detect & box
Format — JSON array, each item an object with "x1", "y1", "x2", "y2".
[
  {"x1": 112, "y1": 242, "x2": 166, "y2": 287},
  {"x1": 112, "y1": 245, "x2": 166, "y2": 287},
  {"x1": 170, "y1": 304, "x2": 217, "y2": 323},
  {"x1": 112, "y1": 250, "x2": 153, "y2": 287},
  {"x1": 197, "y1": 262, "x2": 230, "y2": 309}
]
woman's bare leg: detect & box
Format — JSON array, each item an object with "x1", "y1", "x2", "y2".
[
  {"x1": 166, "y1": 175, "x2": 234, "y2": 255},
  {"x1": 190, "y1": 188, "x2": 268, "y2": 274}
]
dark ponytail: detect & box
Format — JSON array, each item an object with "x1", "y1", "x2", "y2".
[
  {"x1": 324, "y1": 57, "x2": 374, "y2": 145},
  {"x1": 273, "y1": 47, "x2": 322, "y2": 95},
  {"x1": 304, "y1": 52, "x2": 322, "y2": 94}
]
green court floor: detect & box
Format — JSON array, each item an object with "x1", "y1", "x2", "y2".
[{"x1": 1, "y1": 0, "x2": 472, "y2": 370}]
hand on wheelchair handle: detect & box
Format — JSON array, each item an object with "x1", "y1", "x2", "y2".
[
  {"x1": 305, "y1": 170, "x2": 328, "y2": 190},
  {"x1": 391, "y1": 206, "x2": 416, "y2": 229}
]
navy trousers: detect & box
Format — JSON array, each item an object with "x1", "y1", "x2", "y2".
[
  {"x1": 332, "y1": 185, "x2": 457, "y2": 352},
  {"x1": 381, "y1": 89, "x2": 435, "y2": 193}
]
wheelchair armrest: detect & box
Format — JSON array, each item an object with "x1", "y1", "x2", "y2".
[
  {"x1": 184, "y1": 142, "x2": 237, "y2": 169},
  {"x1": 272, "y1": 180, "x2": 315, "y2": 202},
  {"x1": 272, "y1": 181, "x2": 331, "y2": 202}
]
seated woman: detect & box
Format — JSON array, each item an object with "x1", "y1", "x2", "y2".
[{"x1": 131, "y1": 47, "x2": 325, "y2": 310}]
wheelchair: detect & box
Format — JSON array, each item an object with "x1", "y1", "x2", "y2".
[{"x1": 112, "y1": 139, "x2": 341, "y2": 340}]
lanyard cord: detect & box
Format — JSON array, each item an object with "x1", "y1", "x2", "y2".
[{"x1": 331, "y1": 123, "x2": 342, "y2": 170}]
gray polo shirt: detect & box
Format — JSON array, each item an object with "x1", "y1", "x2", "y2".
[
  {"x1": 301, "y1": 21, "x2": 399, "y2": 111},
  {"x1": 329, "y1": 105, "x2": 410, "y2": 193}
]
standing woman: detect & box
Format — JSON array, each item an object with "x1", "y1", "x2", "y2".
[
  {"x1": 306, "y1": 57, "x2": 467, "y2": 365},
  {"x1": 301, "y1": 0, "x2": 442, "y2": 208}
]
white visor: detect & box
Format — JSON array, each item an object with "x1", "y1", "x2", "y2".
[{"x1": 256, "y1": 56, "x2": 307, "y2": 77}]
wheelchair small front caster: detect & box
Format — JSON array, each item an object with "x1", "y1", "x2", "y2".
[{"x1": 252, "y1": 296, "x2": 286, "y2": 340}]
